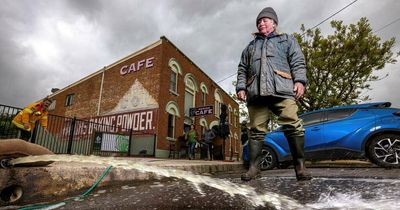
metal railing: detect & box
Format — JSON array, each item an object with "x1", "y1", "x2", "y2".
[
  {"x1": 0, "y1": 104, "x2": 155, "y2": 157},
  {"x1": 0, "y1": 104, "x2": 21, "y2": 139}
]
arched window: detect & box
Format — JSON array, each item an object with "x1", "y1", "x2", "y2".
[
  {"x1": 184, "y1": 74, "x2": 198, "y2": 125},
  {"x1": 209, "y1": 120, "x2": 219, "y2": 130},
  {"x1": 168, "y1": 58, "x2": 182, "y2": 94},
  {"x1": 199, "y1": 117, "x2": 208, "y2": 137},
  {"x1": 214, "y1": 89, "x2": 223, "y2": 118},
  {"x1": 165, "y1": 101, "x2": 180, "y2": 139},
  {"x1": 234, "y1": 133, "x2": 238, "y2": 152},
  {"x1": 200, "y1": 82, "x2": 208, "y2": 106},
  {"x1": 233, "y1": 109, "x2": 238, "y2": 127},
  {"x1": 228, "y1": 105, "x2": 233, "y2": 125}
]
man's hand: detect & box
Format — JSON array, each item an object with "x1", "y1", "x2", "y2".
[
  {"x1": 293, "y1": 82, "x2": 305, "y2": 100},
  {"x1": 237, "y1": 90, "x2": 247, "y2": 101},
  {"x1": 23, "y1": 123, "x2": 30, "y2": 130}
]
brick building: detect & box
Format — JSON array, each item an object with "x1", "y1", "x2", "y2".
[{"x1": 48, "y1": 36, "x2": 241, "y2": 159}]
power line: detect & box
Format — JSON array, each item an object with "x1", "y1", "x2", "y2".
[
  {"x1": 301, "y1": 0, "x2": 358, "y2": 36},
  {"x1": 216, "y1": 0, "x2": 358, "y2": 85},
  {"x1": 216, "y1": 72, "x2": 237, "y2": 84},
  {"x1": 374, "y1": 17, "x2": 400, "y2": 33}
]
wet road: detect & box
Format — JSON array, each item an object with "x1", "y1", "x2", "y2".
[{"x1": 12, "y1": 168, "x2": 400, "y2": 210}]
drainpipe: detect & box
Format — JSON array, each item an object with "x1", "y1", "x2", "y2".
[{"x1": 97, "y1": 66, "x2": 106, "y2": 116}]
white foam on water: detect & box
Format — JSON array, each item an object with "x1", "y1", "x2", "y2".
[
  {"x1": 10, "y1": 155, "x2": 305, "y2": 209},
  {"x1": 306, "y1": 191, "x2": 400, "y2": 210}
]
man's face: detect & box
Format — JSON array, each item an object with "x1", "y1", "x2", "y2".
[
  {"x1": 43, "y1": 100, "x2": 52, "y2": 109},
  {"x1": 257, "y1": 17, "x2": 275, "y2": 36}
]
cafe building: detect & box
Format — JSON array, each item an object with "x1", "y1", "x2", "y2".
[{"x1": 48, "y1": 36, "x2": 241, "y2": 159}]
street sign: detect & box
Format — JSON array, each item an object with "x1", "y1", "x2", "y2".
[{"x1": 189, "y1": 106, "x2": 213, "y2": 117}]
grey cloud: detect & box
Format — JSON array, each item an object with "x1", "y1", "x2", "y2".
[{"x1": 0, "y1": 0, "x2": 399, "y2": 108}]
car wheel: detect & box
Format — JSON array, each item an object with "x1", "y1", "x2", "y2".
[
  {"x1": 259, "y1": 146, "x2": 277, "y2": 171},
  {"x1": 368, "y1": 134, "x2": 400, "y2": 168}
]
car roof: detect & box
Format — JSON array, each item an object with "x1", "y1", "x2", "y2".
[{"x1": 301, "y1": 102, "x2": 392, "y2": 116}]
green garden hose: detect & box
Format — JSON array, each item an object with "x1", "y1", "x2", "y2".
[{"x1": 18, "y1": 165, "x2": 113, "y2": 210}]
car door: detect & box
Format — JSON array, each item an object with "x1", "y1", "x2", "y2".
[
  {"x1": 321, "y1": 108, "x2": 363, "y2": 159},
  {"x1": 300, "y1": 111, "x2": 324, "y2": 159}
]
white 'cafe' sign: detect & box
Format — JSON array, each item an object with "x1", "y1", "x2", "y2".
[{"x1": 120, "y1": 57, "x2": 155, "y2": 76}]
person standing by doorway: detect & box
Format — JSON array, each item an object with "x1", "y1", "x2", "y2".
[
  {"x1": 202, "y1": 127, "x2": 216, "y2": 160},
  {"x1": 186, "y1": 124, "x2": 198, "y2": 160}
]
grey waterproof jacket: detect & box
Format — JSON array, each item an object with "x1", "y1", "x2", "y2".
[{"x1": 236, "y1": 32, "x2": 307, "y2": 103}]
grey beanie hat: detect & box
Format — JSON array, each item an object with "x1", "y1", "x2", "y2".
[{"x1": 256, "y1": 7, "x2": 278, "y2": 25}]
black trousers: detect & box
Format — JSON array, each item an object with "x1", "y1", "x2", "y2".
[{"x1": 19, "y1": 129, "x2": 32, "y2": 141}]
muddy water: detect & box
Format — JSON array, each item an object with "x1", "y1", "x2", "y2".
[
  {"x1": 9, "y1": 155, "x2": 400, "y2": 210},
  {"x1": 10, "y1": 155, "x2": 304, "y2": 209}
]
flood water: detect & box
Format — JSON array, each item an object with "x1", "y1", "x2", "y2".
[{"x1": 7, "y1": 155, "x2": 400, "y2": 210}]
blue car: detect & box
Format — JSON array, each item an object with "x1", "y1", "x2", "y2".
[{"x1": 243, "y1": 102, "x2": 400, "y2": 170}]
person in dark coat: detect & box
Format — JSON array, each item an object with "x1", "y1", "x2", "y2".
[
  {"x1": 236, "y1": 7, "x2": 312, "y2": 181},
  {"x1": 201, "y1": 128, "x2": 216, "y2": 160}
]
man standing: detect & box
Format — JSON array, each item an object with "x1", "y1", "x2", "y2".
[
  {"x1": 203, "y1": 128, "x2": 216, "y2": 160},
  {"x1": 12, "y1": 98, "x2": 52, "y2": 141},
  {"x1": 236, "y1": 7, "x2": 312, "y2": 181}
]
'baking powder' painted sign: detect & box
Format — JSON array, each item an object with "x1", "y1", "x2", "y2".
[
  {"x1": 88, "y1": 109, "x2": 158, "y2": 134},
  {"x1": 63, "y1": 109, "x2": 158, "y2": 138},
  {"x1": 120, "y1": 57, "x2": 154, "y2": 76}
]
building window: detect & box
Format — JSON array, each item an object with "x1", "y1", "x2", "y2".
[
  {"x1": 199, "y1": 118, "x2": 208, "y2": 137},
  {"x1": 185, "y1": 90, "x2": 194, "y2": 117},
  {"x1": 165, "y1": 101, "x2": 180, "y2": 140},
  {"x1": 167, "y1": 114, "x2": 175, "y2": 138},
  {"x1": 229, "y1": 135, "x2": 232, "y2": 152},
  {"x1": 200, "y1": 82, "x2": 208, "y2": 106},
  {"x1": 228, "y1": 105, "x2": 232, "y2": 125},
  {"x1": 233, "y1": 109, "x2": 238, "y2": 127},
  {"x1": 214, "y1": 89, "x2": 223, "y2": 118},
  {"x1": 168, "y1": 58, "x2": 182, "y2": 95},
  {"x1": 184, "y1": 74, "x2": 198, "y2": 119},
  {"x1": 234, "y1": 133, "x2": 238, "y2": 152},
  {"x1": 170, "y1": 71, "x2": 177, "y2": 93},
  {"x1": 65, "y1": 94, "x2": 74, "y2": 106},
  {"x1": 48, "y1": 100, "x2": 56, "y2": 111},
  {"x1": 201, "y1": 91, "x2": 206, "y2": 106}
]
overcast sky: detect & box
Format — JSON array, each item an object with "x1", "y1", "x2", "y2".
[{"x1": 1, "y1": 0, "x2": 399, "y2": 109}]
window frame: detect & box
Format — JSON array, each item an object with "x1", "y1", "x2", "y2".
[
  {"x1": 214, "y1": 89, "x2": 223, "y2": 118},
  {"x1": 65, "y1": 94, "x2": 75, "y2": 107},
  {"x1": 169, "y1": 70, "x2": 178, "y2": 93},
  {"x1": 168, "y1": 58, "x2": 182, "y2": 95},
  {"x1": 184, "y1": 74, "x2": 198, "y2": 119},
  {"x1": 167, "y1": 113, "x2": 175, "y2": 138}
]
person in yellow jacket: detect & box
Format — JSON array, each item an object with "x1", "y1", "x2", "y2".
[{"x1": 12, "y1": 98, "x2": 52, "y2": 141}]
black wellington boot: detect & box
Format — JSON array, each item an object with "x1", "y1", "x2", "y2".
[
  {"x1": 241, "y1": 139, "x2": 264, "y2": 181},
  {"x1": 294, "y1": 158, "x2": 312, "y2": 181},
  {"x1": 287, "y1": 136, "x2": 312, "y2": 181}
]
